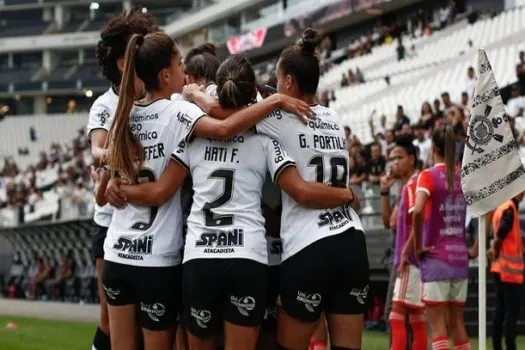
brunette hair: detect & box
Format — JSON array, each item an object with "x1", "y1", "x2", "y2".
[{"x1": 432, "y1": 125, "x2": 456, "y2": 191}]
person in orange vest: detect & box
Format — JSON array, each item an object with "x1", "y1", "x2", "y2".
[{"x1": 489, "y1": 191, "x2": 525, "y2": 350}]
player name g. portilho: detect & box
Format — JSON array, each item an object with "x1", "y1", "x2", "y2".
[
  {"x1": 298, "y1": 133, "x2": 346, "y2": 150},
  {"x1": 113, "y1": 235, "x2": 153, "y2": 260},
  {"x1": 195, "y1": 229, "x2": 244, "y2": 254},
  {"x1": 317, "y1": 205, "x2": 353, "y2": 230}
]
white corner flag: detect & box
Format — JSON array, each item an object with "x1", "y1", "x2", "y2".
[
  {"x1": 461, "y1": 50, "x2": 525, "y2": 215},
  {"x1": 461, "y1": 49, "x2": 525, "y2": 350}
]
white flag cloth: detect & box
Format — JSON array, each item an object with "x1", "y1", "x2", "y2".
[{"x1": 461, "y1": 49, "x2": 525, "y2": 216}]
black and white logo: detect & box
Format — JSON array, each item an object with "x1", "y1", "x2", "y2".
[
  {"x1": 113, "y1": 235, "x2": 153, "y2": 260},
  {"x1": 140, "y1": 303, "x2": 165, "y2": 322},
  {"x1": 466, "y1": 105, "x2": 504, "y2": 154},
  {"x1": 230, "y1": 296, "x2": 256, "y2": 316},
  {"x1": 296, "y1": 291, "x2": 322, "y2": 312},
  {"x1": 191, "y1": 307, "x2": 212, "y2": 328},
  {"x1": 103, "y1": 286, "x2": 120, "y2": 300},
  {"x1": 196, "y1": 229, "x2": 244, "y2": 254},
  {"x1": 349, "y1": 285, "x2": 369, "y2": 305}
]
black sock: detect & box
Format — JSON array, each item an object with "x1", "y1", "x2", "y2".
[{"x1": 92, "y1": 326, "x2": 111, "y2": 350}]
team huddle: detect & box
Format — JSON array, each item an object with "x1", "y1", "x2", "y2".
[
  {"x1": 88, "y1": 9, "x2": 366, "y2": 350},
  {"x1": 86, "y1": 7, "x2": 477, "y2": 350}
]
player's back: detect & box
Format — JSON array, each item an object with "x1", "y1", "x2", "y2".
[
  {"x1": 105, "y1": 99, "x2": 203, "y2": 267},
  {"x1": 255, "y1": 104, "x2": 363, "y2": 260},
  {"x1": 177, "y1": 132, "x2": 292, "y2": 265}
]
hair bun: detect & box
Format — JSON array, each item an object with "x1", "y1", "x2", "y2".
[
  {"x1": 196, "y1": 43, "x2": 217, "y2": 57},
  {"x1": 299, "y1": 28, "x2": 321, "y2": 55}
]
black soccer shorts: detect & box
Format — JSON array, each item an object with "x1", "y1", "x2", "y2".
[
  {"x1": 103, "y1": 260, "x2": 182, "y2": 331},
  {"x1": 182, "y1": 258, "x2": 268, "y2": 338},
  {"x1": 91, "y1": 222, "x2": 108, "y2": 262},
  {"x1": 279, "y1": 227, "x2": 370, "y2": 322}
]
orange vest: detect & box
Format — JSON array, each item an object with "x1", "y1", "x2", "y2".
[{"x1": 491, "y1": 200, "x2": 524, "y2": 284}]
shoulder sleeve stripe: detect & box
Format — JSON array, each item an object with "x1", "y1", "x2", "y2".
[
  {"x1": 416, "y1": 187, "x2": 431, "y2": 196},
  {"x1": 170, "y1": 153, "x2": 189, "y2": 172},
  {"x1": 185, "y1": 114, "x2": 206, "y2": 143},
  {"x1": 88, "y1": 127, "x2": 109, "y2": 138},
  {"x1": 273, "y1": 161, "x2": 296, "y2": 184}
]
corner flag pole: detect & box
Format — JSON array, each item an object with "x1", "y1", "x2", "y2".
[{"x1": 478, "y1": 214, "x2": 487, "y2": 349}]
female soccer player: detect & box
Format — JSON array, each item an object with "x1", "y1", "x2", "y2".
[
  {"x1": 103, "y1": 54, "x2": 355, "y2": 350},
  {"x1": 184, "y1": 28, "x2": 368, "y2": 350},
  {"x1": 389, "y1": 137, "x2": 427, "y2": 350},
  {"x1": 86, "y1": 9, "x2": 159, "y2": 350},
  {"x1": 184, "y1": 43, "x2": 221, "y2": 96},
  {"x1": 96, "y1": 31, "x2": 314, "y2": 350},
  {"x1": 412, "y1": 125, "x2": 471, "y2": 350}
]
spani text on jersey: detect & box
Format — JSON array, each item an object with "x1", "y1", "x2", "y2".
[
  {"x1": 195, "y1": 229, "x2": 244, "y2": 254},
  {"x1": 317, "y1": 205, "x2": 353, "y2": 230},
  {"x1": 113, "y1": 235, "x2": 153, "y2": 260}
]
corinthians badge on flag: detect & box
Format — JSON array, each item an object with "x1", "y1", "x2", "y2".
[{"x1": 461, "y1": 50, "x2": 525, "y2": 216}]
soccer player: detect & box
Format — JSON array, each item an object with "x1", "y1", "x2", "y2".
[
  {"x1": 412, "y1": 126, "x2": 471, "y2": 350},
  {"x1": 184, "y1": 43, "x2": 221, "y2": 97},
  {"x1": 95, "y1": 31, "x2": 313, "y2": 350},
  {"x1": 183, "y1": 28, "x2": 369, "y2": 350},
  {"x1": 388, "y1": 137, "x2": 427, "y2": 350},
  {"x1": 87, "y1": 9, "x2": 159, "y2": 350}
]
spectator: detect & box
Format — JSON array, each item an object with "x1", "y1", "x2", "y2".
[
  {"x1": 396, "y1": 38, "x2": 406, "y2": 61},
  {"x1": 419, "y1": 101, "x2": 434, "y2": 129},
  {"x1": 29, "y1": 126, "x2": 37, "y2": 142},
  {"x1": 399, "y1": 123, "x2": 413, "y2": 137},
  {"x1": 465, "y1": 66, "x2": 476, "y2": 99},
  {"x1": 52, "y1": 254, "x2": 76, "y2": 300},
  {"x1": 341, "y1": 73, "x2": 349, "y2": 87},
  {"x1": 413, "y1": 123, "x2": 432, "y2": 168},
  {"x1": 366, "y1": 143, "x2": 386, "y2": 185},
  {"x1": 355, "y1": 68, "x2": 365, "y2": 83},
  {"x1": 393, "y1": 105, "x2": 410, "y2": 133},
  {"x1": 460, "y1": 92, "x2": 471, "y2": 117},
  {"x1": 506, "y1": 84, "x2": 525, "y2": 118},
  {"x1": 441, "y1": 91, "x2": 456, "y2": 111},
  {"x1": 439, "y1": 4, "x2": 451, "y2": 29},
  {"x1": 433, "y1": 98, "x2": 445, "y2": 125},
  {"x1": 344, "y1": 126, "x2": 352, "y2": 141},
  {"x1": 30, "y1": 257, "x2": 52, "y2": 299},
  {"x1": 516, "y1": 51, "x2": 525, "y2": 93},
  {"x1": 71, "y1": 182, "x2": 88, "y2": 216},
  {"x1": 349, "y1": 153, "x2": 367, "y2": 186},
  {"x1": 385, "y1": 129, "x2": 396, "y2": 157}
]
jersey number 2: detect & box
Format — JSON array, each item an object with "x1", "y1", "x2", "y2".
[
  {"x1": 308, "y1": 156, "x2": 348, "y2": 187},
  {"x1": 131, "y1": 168, "x2": 158, "y2": 231},
  {"x1": 203, "y1": 169, "x2": 234, "y2": 227}
]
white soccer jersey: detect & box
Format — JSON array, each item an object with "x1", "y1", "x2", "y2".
[
  {"x1": 255, "y1": 105, "x2": 364, "y2": 261},
  {"x1": 173, "y1": 133, "x2": 295, "y2": 265},
  {"x1": 104, "y1": 99, "x2": 205, "y2": 267},
  {"x1": 87, "y1": 86, "x2": 119, "y2": 227}
]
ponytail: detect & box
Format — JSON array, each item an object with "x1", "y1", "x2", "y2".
[
  {"x1": 107, "y1": 33, "x2": 145, "y2": 183},
  {"x1": 444, "y1": 125, "x2": 456, "y2": 191}
]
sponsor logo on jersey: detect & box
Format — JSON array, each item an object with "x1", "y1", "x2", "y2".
[
  {"x1": 306, "y1": 117, "x2": 340, "y2": 131},
  {"x1": 140, "y1": 302, "x2": 165, "y2": 322},
  {"x1": 103, "y1": 286, "x2": 120, "y2": 300},
  {"x1": 266, "y1": 109, "x2": 283, "y2": 120},
  {"x1": 195, "y1": 229, "x2": 244, "y2": 254},
  {"x1": 131, "y1": 113, "x2": 159, "y2": 122},
  {"x1": 113, "y1": 235, "x2": 153, "y2": 260},
  {"x1": 176, "y1": 112, "x2": 192, "y2": 127},
  {"x1": 349, "y1": 285, "x2": 369, "y2": 305},
  {"x1": 296, "y1": 291, "x2": 321, "y2": 312},
  {"x1": 230, "y1": 296, "x2": 256, "y2": 316},
  {"x1": 137, "y1": 130, "x2": 158, "y2": 141},
  {"x1": 191, "y1": 307, "x2": 212, "y2": 328},
  {"x1": 317, "y1": 205, "x2": 353, "y2": 230},
  {"x1": 98, "y1": 109, "x2": 110, "y2": 127}
]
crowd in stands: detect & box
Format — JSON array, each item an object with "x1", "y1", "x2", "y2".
[{"x1": 0, "y1": 129, "x2": 94, "y2": 226}]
